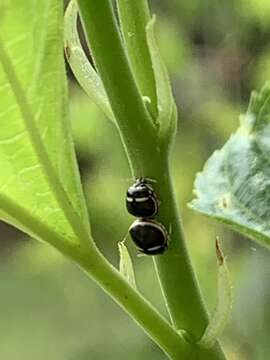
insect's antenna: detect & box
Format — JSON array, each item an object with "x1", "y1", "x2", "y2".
[{"x1": 145, "y1": 177, "x2": 157, "y2": 184}]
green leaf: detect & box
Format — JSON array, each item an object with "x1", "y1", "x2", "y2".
[
  {"x1": 190, "y1": 84, "x2": 270, "y2": 248},
  {"x1": 146, "y1": 16, "x2": 177, "y2": 143},
  {"x1": 118, "y1": 241, "x2": 137, "y2": 289},
  {"x1": 64, "y1": 0, "x2": 115, "y2": 124},
  {"x1": 0, "y1": 1, "x2": 90, "y2": 248},
  {"x1": 198, "y1": 239, "x2": 232, "y2": 349}
]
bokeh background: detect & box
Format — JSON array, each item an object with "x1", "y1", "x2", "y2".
[{"x1": 1, "y1": 0, "x2": 270, "y2": 359}]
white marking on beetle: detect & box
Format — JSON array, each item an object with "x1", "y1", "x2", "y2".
[
  {"x1": 135, "y1": 197, "x2": 149, "y2": 202},
  {"x1": 129, "y1": 219, "x2": 167, "y2": 237},
  {"x1": 148, "y1": 245, "x2": 162, "y2": 251}
]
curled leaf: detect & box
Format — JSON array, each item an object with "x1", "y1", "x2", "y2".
[
  {"x1": 198, "y1": 239, "x2": 232, "y2": 349},
  {"x1": 146, "y1": 16, "x2": 177, "y2": 142},
  {"x1": 118, "y1": 241, "x2": 137, "y2": 289},
  {"x1": 64, "y1": 0, "x2": 115, "y2": 123}
]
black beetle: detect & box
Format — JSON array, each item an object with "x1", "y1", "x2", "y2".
[
  {"x1": 126, "y1": 178, "x2": 158, "y2": 218},
  {"x1": 129, "y1": 218, "x2": 168, "y2": 255}
]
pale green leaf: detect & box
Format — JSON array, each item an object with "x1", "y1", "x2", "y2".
[
  {"x1": 64, "y1": 0, "x2": 115, "y2": 124},
  {"x1": 0, "y1": 1, "x2": 90, "y2": 247},
  {"x1": 190, "y1": 84, "x2": 270, "y2": 248},
  {"x1": 118, "y1": 241, "x2": 137, "y2": 289},
  {"x1": 198, "y1": 239, "x2": 232, "y2": 349},
  {"x1": 146, "y1": 16, "x2": 177, "y2": 142}
]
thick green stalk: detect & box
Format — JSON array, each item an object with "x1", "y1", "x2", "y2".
[
  {"x1": 146, "y1": 158, "x2": 226, "y2": 359},
  {"x1": 77, "y1": 0, "x2": 157, "y2": 177},
  {"x1": 0, "y1": 195, "x2": 191, "y2": 359},
  {"x1": 72, "y1": 248, "x2": 192, "y2": 360},
  {"x1": 117, "y1": 0, "x2": 158, "y2": 117},
  {"x1": 76, "y1": 0, "x2": 226, "y2": 358}
]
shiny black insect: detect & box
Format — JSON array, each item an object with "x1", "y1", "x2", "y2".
[
  {"x1": 126, "y1": 178, "x2": 158, "y2": 218},
  {"x1": 129, "y1": 219, "x2": 168, "y2": 255}
]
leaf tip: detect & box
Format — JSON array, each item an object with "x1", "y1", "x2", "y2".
[
  {"x1": 146, "y1": 14, "x2": 157, "y2": 32},
  {"x1": 64, "y1": 42, "x2": 72, "y2": 60},
  {"x1": 118, "y1": 241, "x2": 137, "y2": 289},
  {"x1": 215, "y1": 237, "x2": 224, "y2": 266}
]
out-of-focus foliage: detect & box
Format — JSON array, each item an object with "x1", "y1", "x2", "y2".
[
  {"x1": 0, "y1": 0, "x2": 270, "y2": 359},
  {"x1": 191, "y1": 85, "x2": 270, "y2": 249}
]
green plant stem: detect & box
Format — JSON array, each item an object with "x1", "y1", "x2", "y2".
[
  {"x1": 72, "y1": 240, "x2": 225, "y2": 360},
  {"x1": 0, "y1": 194, "x2": 191, "y2": 359},
  {"x1": 153, "y1": 160, "x2": 208, "y2": 331},
  {"x1": 76, "y1": 0, "x2": 226, "y2": 358},
  {"x1": 149, "y1": 158, "x2": 226, "y2": 359},
  {"x1": 116, "y1": 0, "x2": 158, "y2": 117},
  {"x1": 72, "y1": 248, "x2": 192, "y2": 360},
  {"x1": 77, "y1": 0, "x2": 157, "y2": 177}
]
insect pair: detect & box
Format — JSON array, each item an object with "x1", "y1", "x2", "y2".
[{"x1": 126, "y1": 178, "x2": 168, "y2": 255}]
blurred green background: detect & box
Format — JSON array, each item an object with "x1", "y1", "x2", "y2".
[{"x1": 1, "y1": 0, "x2": 270, "y2": 359}]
